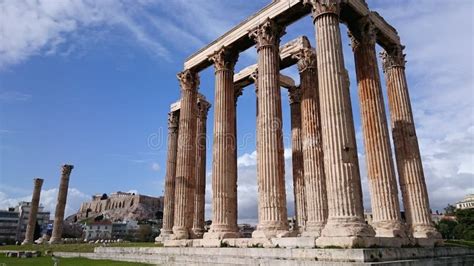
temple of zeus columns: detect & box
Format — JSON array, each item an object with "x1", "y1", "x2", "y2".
[{"x1": 159, "y1": 0, "x2": 441, "y2": 248}]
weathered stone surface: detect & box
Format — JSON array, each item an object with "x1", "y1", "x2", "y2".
[
  {"x1": 381, "y1": 45, "x2": 441, "y2": 243},
  {"x1": 22, "y1": 178, "x2": 44, "y2": 245},
  {"x1": 349, "y1": 18, "x2": 406, "y2": 243},
  {"x1": 249, "y1": 18, "x2": 289, "y2": 239},
  {"x1": 308, "y1": 0, "x2": 375, "y2": 247},
  {"x1": 288, "y1": 86, "x2": 306, "y2": 234},
  {"x1": 192, "y1": 98, "x2": 210, "y2": 239},
  {"x1": 50, "y1": 164, "x2": 74, "y2": 244},
  {"x1": 204, "y1": 46, "x2": 240, "y2": 240},
  {"x1": 293, "y1": 47, "x2": 327, "y2": 238},
  {"x1": 172, "y1": 70, "x2": 199, "y2": 240},
  {"x1": 157, "y1": 111, "x2": 180, "y2": 242}
]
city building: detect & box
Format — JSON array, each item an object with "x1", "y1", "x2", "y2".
[
  {"x1": 0, "y1": 202, "x2": 50, "y2": 243},
  {"x1": 84, "y1": 220, "x2": 112, "y2": 241},
  {"x1": 0, "y1": 208, "x2": 20, "y2": 243},
  {"x1": 456, "y1": 194, "x2": 474, "y2": 210}
]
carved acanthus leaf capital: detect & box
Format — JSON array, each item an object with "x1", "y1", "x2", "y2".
[
  {"x1": 292, "y1": 48, "x2": 317, "y2": 73},
  {"x1": 288, "y1": 86, "x2": 302, "y2": 105},
  {"x1": 380, "y1": 45, "x2": 406, "y2": 72},
  {"x1": 348, "y1": 16, "x2": 377, "y2": 51},
  {"x1": 303, "y1": 0, "x2": 342, "y2": 19},
  {"x1": 197, "y1": 100, "x2": 211, "y2": 118},
  {"x1": 168, "y1": 111, "x2": 179, "y2": 129},
  {"x1": 209, "y1": 46, "x2": 239, "y2": 72},
  {"x1": 62, "y1": 164, "x2": 74, "y2": 175},
  {"x1": 177, "y1": 69, "x2": 200, "y2": 92},
  {"x1": 249, "y1": 18, "x2": 285, "y2": 51}
]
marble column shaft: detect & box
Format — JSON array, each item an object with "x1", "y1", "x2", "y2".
[
  {"x1": 50, "y1": 164, "x2": 74, "y2": 244},
  {"x1": 288, "y1": 86, "x2": 306, "y2": 234},
  {"x1": 249, "y1": 18, "x2": 289, "y2": 238},
  {"x1": 22, "y1": 178, "x2": 44, "y2": 244},
  {"x1": 205, "y1": 46, "x2": 239, "y2": 239},
  {"x1": 160, "y1": 111, "x2": 180, "y2": 239},
  {"x1": 293, "y1": 48, "x2": 327, "y2": 237},
  {"x1": 350, "y1": 19, "x2": 405, "y2": 238},
  {"x1": 172, "y1": 70, "x2": 199, "y2": 240},
  {"x1": 307, "y1": 0, "x2": 374, "y2": 246},
  {"x1": 381, "y1": 46, "x2": 440, "y2": 239},
  {"x1": 192, "y1": 99, "x2": 210, "y2": 238}
]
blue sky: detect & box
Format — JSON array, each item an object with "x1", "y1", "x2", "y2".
[{"x1": 0, "y1": 0, "x2": 473, "y2": 223}]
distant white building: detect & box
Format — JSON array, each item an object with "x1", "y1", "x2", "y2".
[
  {"x1": 456, "y1": 194, "x2": 474, "y2": 210},
  {"x1": 84, "y1": 220, "x2": 112, "y2": 240}
]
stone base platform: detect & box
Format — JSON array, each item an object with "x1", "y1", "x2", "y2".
[{"x1": 55, "y1": 246, "x2": 474, "y2": 265}]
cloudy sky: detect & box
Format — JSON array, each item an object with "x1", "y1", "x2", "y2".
[{"x1": 0, "y1": 0, "x2": 472, "y2": 223}]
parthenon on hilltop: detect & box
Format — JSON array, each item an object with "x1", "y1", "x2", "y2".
[{"x1": 158, "y1": 0, "x2": 442, "y2": 248}]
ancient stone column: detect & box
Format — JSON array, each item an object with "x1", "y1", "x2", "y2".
[
  {"x1": 192, "y1": 98, "x2": 211, "y2": 238},
  {"x1": 381, "y1": 45, "x2": 441, "y2": 243},
  {"x1": 22, "y1": 178, "x2": 44, "y2": 245},
  {"x1": 288, "y1": 86, "x2": 306, "y2": 234},
  {"x1": 233, "y1": 85, "x2": 244, "y2": 226},
  {"x1": 349, "y1": 18, "x2": 406, "y2": 242},
  {"x1": 293, "y1": 47, "x2": 327, "y2": 237},
  {"x1": 305, "y1": 0, "x2": 375, "y2": 247},
  {"x1": 50, "y1": 164, "x2": 74, "y2": 244},
  {"x1": 157, "y1": 111, "x2": 180, "y2": 242},
  {"x1": 249, "y1": 18, "x2": 289, "y2": 238},
  {"x1": 204, "y1": 46, "x2": 240, "y2": 239},
  {"x1": 172, "y1": 70, "x2": 199, "y2": 240}
]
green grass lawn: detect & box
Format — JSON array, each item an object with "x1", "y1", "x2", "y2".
[
  {"x1": 445, "y1": 239, "x2": 474, "y2": 248},
  {"x1": 0, "y1": 255, "x2": 152, "y2": 265},
  {"x1": 0, "y1": 242, "x2": 160, "y2": 253}
]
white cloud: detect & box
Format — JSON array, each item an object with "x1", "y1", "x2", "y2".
[
  {"x1": 151, "y1": 162, "x2": 160, "y2": 172},
  {"x1": 0, "y1": 187, "x2": 90, "y2": 219}
]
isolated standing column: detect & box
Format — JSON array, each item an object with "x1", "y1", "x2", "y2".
[
  {"x1": 172, "y1": 70, "x2": 199, "y2": 240},
  {"x1": 349, "y1": 18, "x2": 406, "y2": 241},
  {"x1": 50, "y1": 164, "x2": 74, "y2": 244},
  {"x1": 293, "y1": 47, "x2": 327, "y2": 237},
  {"x1": 192, "y1": 98, "x2": 211, "y2": 238},
  {"x1": 204, "y1": 47, "x2": 240, "y2": 239},
  {"x1": 288, "y1": 86, "x2": 306, "y2": 234},
  {"x1": 22, "y1": 178, "x2": 44, "y2": 245},
  {"x1": 158, "y1": 110, "x2": 180, "y2": 241},
  {"x1": 306, "y1": 0, "x2": 375, "y2": 247},
  {"x1": 381, "y1": 45, "x2": 441, "y2": 242},
  {"x1": 249, "y1": 18, "x2": 289, "y2": 238}
]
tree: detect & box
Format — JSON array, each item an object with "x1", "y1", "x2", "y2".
[
  {"x1": 444, "y1": 204, "x2": 456, "y2": 216},
  {"x1": 436, "y1": 219, "x2": 457, "y2": 239},
  {"x1": 454, "y1": 208, "x2": 474, "y2": 240}
]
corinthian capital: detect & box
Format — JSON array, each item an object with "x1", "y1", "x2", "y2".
[
  {"x1": 303, "y1": 0, "x2": 342, "y2": 19},
  {"x1": 348, "y1": 16, "x2": 377, "y2": 51},
  {"x1": 209, "y1": 46, "x2": 239, "y2": 72},
  {"x1": 249, "y1": 18, "x2": 285, "y2": 51},
  {"x1": 288, "y1": 86, "x2": 302, "y2": 105},
  {"x1": 197, "y1": 99, "x2": 211, "y2": 118},
  {"x1": 168, "y1": 111, "x2": 179, "y2": 129},
  {"x1": 380, "y1": 45, "x2": 406, "y2": 72},
  {"x1": 177, "y1": 69, "x2": 200, "y2": 91},
  {"x1": 62, "y1": 164, "x2": 74, "y2": 175},
  {"x1": 292, "y1": 48, "x2": 317, "y2": 73}
]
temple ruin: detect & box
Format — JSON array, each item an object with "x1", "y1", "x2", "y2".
[{"x1": 158, "y1": 0, "x2": 442, "y2": 248}]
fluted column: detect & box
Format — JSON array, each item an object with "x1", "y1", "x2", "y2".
[
  {"x1": 172, "y1": 70, "x2": 199, "y2": 240},
  {"x1": 381, "y1": 45, "x2": 441, "y2": 242},
  {"x1": 287, "y1": 86, "x2": 306, "y2": 234},
  {"x1": 192, "y1": 98, "x2": 211, "y2": 238},
  {"x1": 249, "y1": 18, "x2": 289, "y2": 238},
  {"x1": 293, "y1": 48, "x2": 327, "y2": 237},
  {"x1": 50, "y1": 164, "x2": 74, "y2": 244},
  {"x1": 349, "y1": 18, "x2": 406, "y2": 242},
  {"x1": 157, "y1": 111, "x2": 180, "y2": 242},
  {"x1": 233, "y1": 85, "x2": 243, "y2": 225},
  {"x1": 305, "y1": 0, "x2": 375, "y2": 247},
  {"x1": 22, "y1": 178, "x2": 44, "y2": 245},
  {"x1": 204, "y1": 46, "x2": 240, "y2": 239}
]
